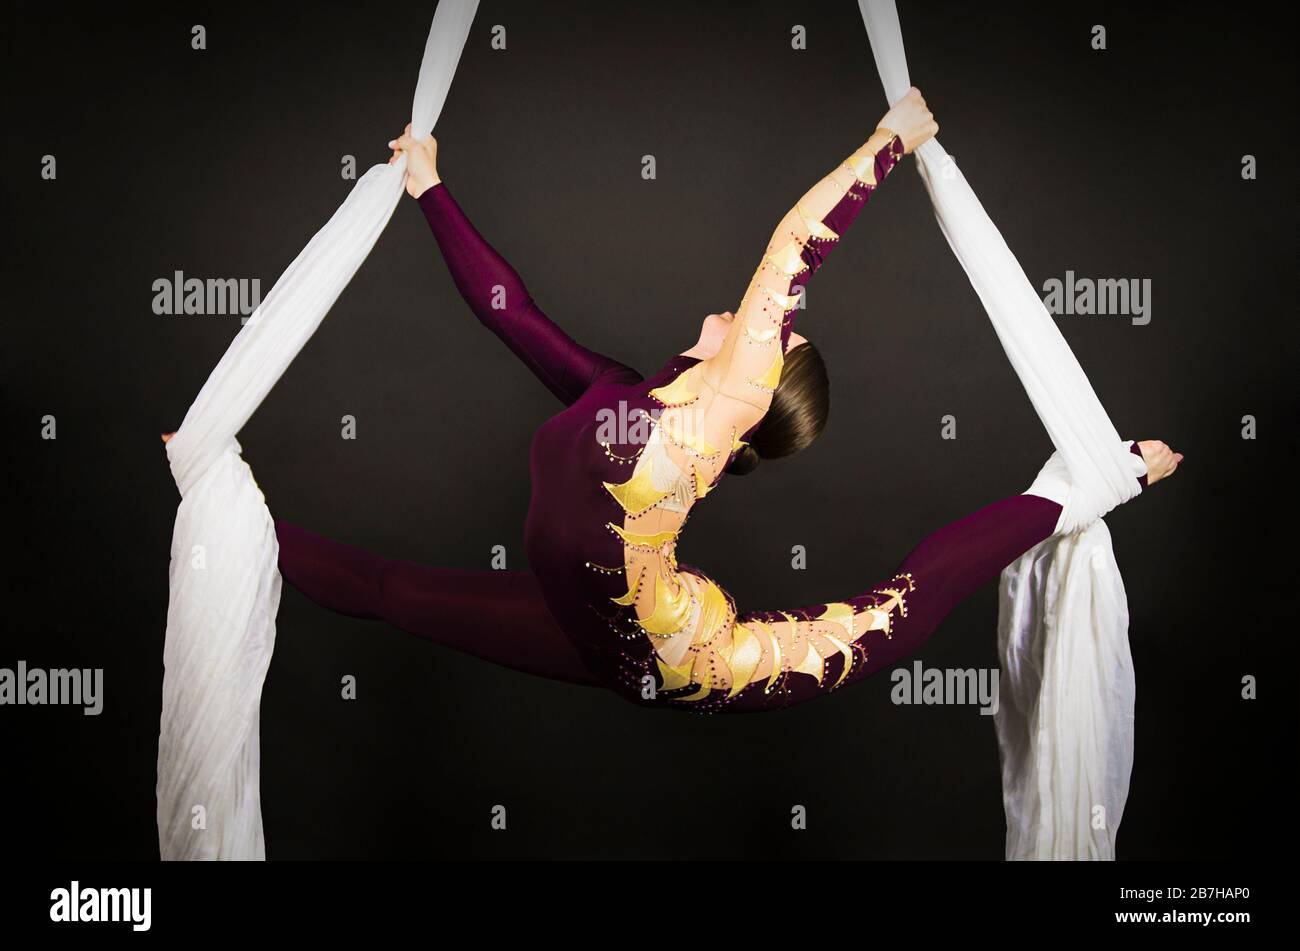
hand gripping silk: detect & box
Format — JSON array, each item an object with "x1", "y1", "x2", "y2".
[
  {"x1": 158, "y1": 0, "x2": 478, "y2": 860},
  {"x1": 858, "y1": 0, "x2": 1142, "y2": 859}
]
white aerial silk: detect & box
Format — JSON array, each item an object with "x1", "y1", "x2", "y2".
[
  {"x1": 859, "y1": 0, "x2": 1143, "y2": 859},
  {"x1": 157, "y1": 0, "x2": 479, "y2": 860}
]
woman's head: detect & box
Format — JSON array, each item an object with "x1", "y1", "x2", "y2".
[
  {"x1": 692, "y1": 311, "x2": 828, "y2": 476},
  {"x1": 727, "y1": 339, "x2": 828, "y2": 474}
]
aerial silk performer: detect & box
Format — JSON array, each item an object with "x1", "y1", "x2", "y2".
[{"x1": 160, "y1": 0, "x2": 1179, "y2": 861}]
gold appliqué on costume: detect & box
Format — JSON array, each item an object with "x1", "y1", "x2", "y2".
[
  {"x1": 608, "y1": 524, "x2": 678, "y2": 550},
  {"x1": 640, "y1": 570, "x2": 693, "y2": 636},
  {"x1": 862, "y1": 607, "x2": 891, "y2": 632},
  {"x1": 696, "y1": 579, "x2": 731, "y2": 644},
  {"x1": 796, "y1": 203, "x2": 839, "y2": 241},
  {"x1": 792, "y1": 640, "x2": 825, "y2": 684},
  {"x1": 846, "y1": 150, "x2": 878, "y2": 186},
  {"x1": 752, "y1": 619, "x2": 783, "y2": 693},
  {"x1": 723, "y1": 623, "x2": 763, "y2": 699},
  {"x1": 656, "y1": 654, "x2": 695, "y2": 691},
  {"x1": 744, "y1": 323, "x2": 778, "y2": 343},
  {"x1": 659, "y1": 415, "x2": 721, "y2": 457},
  {"x1": 676, "y1": 660, "x2": 714, "y2": 702},
  {"x1": 763, "y1": 286, "x2": 802, "y2": 312},
  {"x1": 609, "y1": 564, "x2": 647, "y2": 606},
  {"x1": 649, "y1": 369, "x2": 699, "y2": 407},
  {"x1": 603, "y1": 466, "x2": 672, "y2": 518},
  {"x1": 691, "y1": 462, "x2": 714, "y2": 500},
  {"x1": 747, "y1": 349, "x2": 784, "y2": 392},
  {"x1": 854, "y1": 573, "x2": 915, "y2": 638},
  {"x1": 816, "y1": 602, "x2": 857, "y2": 640},
  {"x1": 820, "y1": 632, "x2": 855, "y2": 688},
  {"x1": 767, "y1": 239, "x2": 808, "y2": 277}
]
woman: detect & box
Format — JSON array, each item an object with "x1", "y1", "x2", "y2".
[{"x1": 176, "y1": 88, "x2": 1180, "y2": 712}]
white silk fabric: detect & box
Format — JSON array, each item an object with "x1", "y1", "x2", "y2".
[
  {"x1": 158, "y1": 0, "x2": 479, "y2": 860},
  {"x1": 858, "y1": 0, "x2": 1140, "y2": 859}
]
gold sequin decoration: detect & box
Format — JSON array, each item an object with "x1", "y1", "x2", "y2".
[
  {"x1": 847, "y1": 150, "x2": 878, "y2": 187},
  {"x1": 696, "y1": 579, "x2": 731, "y2": 644},
  {"x1": 675, "y1": 657, "x2": 714, "y2": 702},
  {"x1": 639, "y1": 570, "x2": 693, "y2": 636},
  {"x1": 763, "y1": 286, "x2": 802, "y2": 311},
  {"x1": 724, "y1": 623, "x2": 763, "y2": 699},
  {"x1": 656, "y1": 654, "x2": 695, "y2": 691},
  {"x1": 767, "y1": 239, "x2": 808, "y2": 277},
  {"x1": 752, "y1": 619, "x2": 783, "y2": 693},
  {"x1": 691, "y1": 462, "x2": 714, "y2": 500},
  {"x1": 820, "y1": 632, "x2": 855, "y2": 688},
  {"x1": 600, "y1": 440, "x2": 643, "y2": 465},
  {"x1": 608, "y1": 524, "x2": 677, "y2": 549},
  {"x1": 649, "y1": 370, "x2": 699, "y2": 407},
  {"x1": 792, "y1": 640, "x2": 825, "y2": 684},
  {"x1": 609, "y1": 564, "x2": 647, "y2": 606},
  {"x1": 853, "y1": 574, "x2": 915, "y2": 638},
  {"x1": 747, "y1": 349, "x2": 783, "y2": 392},
  {"x1": 659, "y1": 415, "x2": 721, "y2": 457},
  {"x1": 796, "y1": 203, "x2": 839, "y2": 241},
  {"x1": 816, "y1": 602, "x2": 856, "y2": 641},
  {"x1": 602, "y1": 466, "x2": 672, "y2": 517}
]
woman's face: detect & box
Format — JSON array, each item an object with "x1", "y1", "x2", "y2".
[{"x1": 697, "y1": 311, "x2": 806, "y2": 358}]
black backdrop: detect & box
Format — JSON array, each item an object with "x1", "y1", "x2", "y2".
[{"x1": 3, "y1": 0, "x2": 1293, "y2": 860}]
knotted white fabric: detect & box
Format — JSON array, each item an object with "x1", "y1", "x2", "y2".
[
  {"x1": 858, "y1": 0, "x2": 1140, "y2": 859},
  {"x1": 158, "y1": 0, "x2": 479, "y2": 860}
]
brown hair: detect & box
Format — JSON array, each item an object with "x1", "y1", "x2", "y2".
[{"x1": 726, "y1": 341, "x2": 829, "y2": 475}]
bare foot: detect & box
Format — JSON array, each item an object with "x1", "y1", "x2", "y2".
[{"x1": 1137, "y1": 439, "x2": 1183, "y2": 485}]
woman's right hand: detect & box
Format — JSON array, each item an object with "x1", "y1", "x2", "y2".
[
  {"x1": 878, "y1": 87, "x2": 937, "y2": 155},
  {"x1": 388, "y1": 124, "x2": 440, "y2": 199}
]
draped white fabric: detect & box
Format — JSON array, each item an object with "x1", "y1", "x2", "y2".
[
  {"x1": 158, "y1": 0, "x2": 479, "y2": 860},
  {"x1": 858, "y1": 0, "x2": 1140, "y2": 859}
]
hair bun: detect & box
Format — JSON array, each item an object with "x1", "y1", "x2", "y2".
[{"x1": 725, "y1": 444, "x2": 762, "y2": 476}]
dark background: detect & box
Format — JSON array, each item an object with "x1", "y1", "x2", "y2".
[{"x1": 3, "y1": 0, "x2": 1293, "y2": 860}]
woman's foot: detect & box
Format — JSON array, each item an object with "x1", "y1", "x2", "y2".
[{"x1": 1136, "y1": 439, "x2": 1182, "y2": 485}]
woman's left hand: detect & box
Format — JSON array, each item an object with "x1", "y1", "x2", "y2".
[{"x1": 388, "y1": 123, "x2": 441, "y2": 198}]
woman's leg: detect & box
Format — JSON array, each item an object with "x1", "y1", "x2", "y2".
[
  {"x1": 710, "y1": 493, "x2": 1062, "y2": 712},
  {"x1": 844, "y1": 492, "x2": 1062, "y2": 677},
  {"x1": 713, "y1": 443, "x2": 1151, "y2": 711},
  {"x1": 274, "y1": 520, "x2": 598, "y2": 687}
]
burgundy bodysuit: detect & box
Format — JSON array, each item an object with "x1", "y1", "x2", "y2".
[{"x1": 277, "y1": 132, "x2": 1146, "y2": 713}]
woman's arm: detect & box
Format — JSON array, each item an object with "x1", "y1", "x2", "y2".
[
  {"x1": 392, "y1": 128, "x2": 640, "y2": 405},
  {"x1": 696, "y1": 89, "x2": 936, "y2": 436}
]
